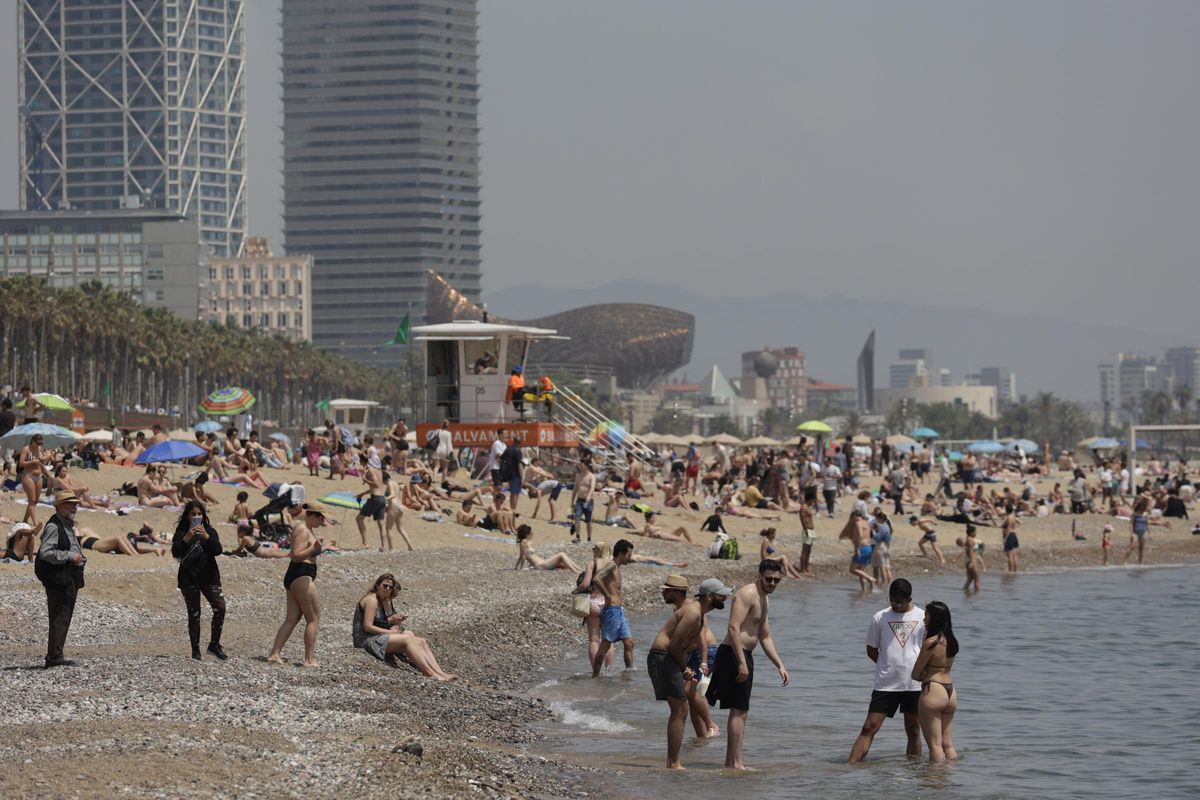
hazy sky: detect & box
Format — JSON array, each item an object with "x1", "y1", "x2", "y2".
[{"x1": 4, "y1": 1, "x2": 1198, "y2": 337}]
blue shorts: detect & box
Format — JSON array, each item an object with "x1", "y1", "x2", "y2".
[
  {"x1": 507, "y1": 476, "x2": 522, "y2": 497},
  {"x1": 600, "y1": 605, "x2": 632, "y2": 642},
  {"x1": 574, "y1": 499, "x2": 594, "y2": 524},
  {"x1": 687, "y1": 643, "x2": 719, "y2": 676},
  {"x1": 852, "y1": 544, "x2": 873, "y2": 566}
]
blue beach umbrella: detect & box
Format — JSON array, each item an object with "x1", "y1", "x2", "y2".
[
  {"x1": 194, "y1": 420, "x2": 223, "y2": 433},
  {"x1": 1118, "y1": 437, "x2": 1150, "y2": 449},
  {"x1": 966, "y1": 440, "x2": 1004, "y2": 454},
  {"x1": 268, "y1": 432, "x2": 291, "y2": 444},
  {"x1": 1005, "y1": 439, "x2": 1038, "y2": 453},
  {"x1": 135, "y1": 440, "x2": 207, "y2": 464},
  {"x1": 909, "y1": 427, "x2": 940, "y2": 439},
  {"x1": 1088, "y1": 438, "x2": 1120, "y2": 450},
  {"x1": 0, "y1": 422, "x2": 78, "y2": 450}
]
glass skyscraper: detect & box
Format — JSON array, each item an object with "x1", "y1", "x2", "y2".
[
  {"x1": 18, "y1": 0, "x2": 247, "y2": 257},
  {"x1": 282, "y1": 0, "x2": 483, "y2": 367}
]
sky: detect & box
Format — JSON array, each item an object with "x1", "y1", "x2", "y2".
[{"x1": 2, "y1": 0, "x2": 1198, "y2": 338}]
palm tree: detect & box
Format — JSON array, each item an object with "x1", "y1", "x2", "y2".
[
  {"x1": 1174, "y1": 383, "x2": 1194, "y2": 419},
  {"x1": 841, "y1": 408, "x2": 864, "y2": 437}
]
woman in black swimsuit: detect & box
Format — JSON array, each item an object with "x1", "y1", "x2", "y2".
[
  {"x1": 171, "y1": 501, "x2": 227, "y2": 660},
  {"x1": 267, "y1": 501, "x2": 327, "y2": 667},
  {"x1": 911, "y1": 600, "x2": 959, "y2": 762},
  {"x1": 352, "y1": 573, "x2": 457, "y2": 681}
]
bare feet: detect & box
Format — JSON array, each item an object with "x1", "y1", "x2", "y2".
[
  {"x1": 265, "y1": 654, "x2": 286, "y2": 665},
  {"x1": 302, "y1": 659, "x2": 320, "y2": 668}
]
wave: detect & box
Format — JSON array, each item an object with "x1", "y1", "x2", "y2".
[{"x1": 549, "y1": 701, "x2": 635, "y2": 733}]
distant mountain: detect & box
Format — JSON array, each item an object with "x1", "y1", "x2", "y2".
[{"x1": 481, "y1": 280, "x2": 1177, "y2": 400}]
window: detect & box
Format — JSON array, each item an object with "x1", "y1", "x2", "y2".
[
  {"x1": 464, "y1": 338, "x2": 500, "y2": 375},
  {"x1": 243, "y1": 314, "x2": 252, "y2": 327},
  {"x1": 224, "y1": 267, "x2": 234, "y2": 280},
  {"x1": 277, "y1": 312, "x2": 288, "y2": 327},
  {"x1": 242, "y1": 282, "x2": 252, "y2": 296},
  {"x1": 294, "y1": 280, "x2": 303, "y2": 295},
  {"x1": 261, "y1": 281, "x2": 270, "y2": 296},
  {"x1": 260, "y1": 313, "x2": 270, "y2": 327},
  {"x1": 153, "y1": 289, "x2": 165, "y2": 302},
  {"x1": 278, "y1": 280, "x2": 288, "y2": 296},
  {"x1": 241, "y1": 266, "x2": 251, "y2": 279},
  {"x1": 145, "y1": 267, "x2": 164, "y2": 281}
]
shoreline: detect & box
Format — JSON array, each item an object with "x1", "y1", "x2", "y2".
[{"x1": 1, "y1": 462, "x2": 1197, "y2": 798}]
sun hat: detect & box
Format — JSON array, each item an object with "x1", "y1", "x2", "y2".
[
  {"x1": 302, "y1": 500, "x2": 328, "y2": 517},
  {"x1": 698, "y1": 578, "x2": 734, "y2": 597},
  {"x1": 53, "y1": 489, "x2": 81, "y2": 506},
  {"x1": 660, "y1": 574, "x2": 688, "y2": 591}
]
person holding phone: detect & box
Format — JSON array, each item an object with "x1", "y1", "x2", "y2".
[{"x1": 171, "y1": 500, "x2": 226, "y2": 660}]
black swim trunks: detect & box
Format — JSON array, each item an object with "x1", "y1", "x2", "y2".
[
  {"x1": 283, "y1": 561, "x2": 317, "y2": 590},
  {"x1": 360, "y1": 495, "x2": 387, "y2": 521},
  {"x1": 868, "y1": 690, "x2": 920, "y2": 718},
  {"x1": 1004, "y1": 532, "x2": 1019, "y2": 551},
  {"x1": 705, "y1": 643, "x2": 754, "y2": 711},
  {"x1": 646, "y1": 649, "x2": 687, "y2": 701}
]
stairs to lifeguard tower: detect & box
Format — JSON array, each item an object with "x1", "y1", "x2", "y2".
[{"x1": 545, "y1": 385, "x2": 658, "y2": 475}]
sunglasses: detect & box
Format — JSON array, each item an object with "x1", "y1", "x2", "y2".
[{"x1": 762, "y1": 576, "x2": 782, "y2": 585}]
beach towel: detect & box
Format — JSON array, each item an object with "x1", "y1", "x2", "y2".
[{"x1": 319, "y1": 492, "x2": 364, "y2": 510}]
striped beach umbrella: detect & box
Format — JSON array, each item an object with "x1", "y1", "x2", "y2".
[{"x1": 200, "y1": 386, "x2": 256, "y2": 416}]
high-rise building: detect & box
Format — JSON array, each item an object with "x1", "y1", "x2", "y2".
[
  {"x1": 741, "y1": 347, "x2": 807, "y2": 416},
  {"x1": 890, "y1": 349, "x2": 931, "y2": 388},
  {"x1": 978, "y1": 367, "x2": 1017, "y2": 404},
  {"x1": 1163, "y1": 347, "x2": 1200, "y2": 393},
  {"x1": 856, "y1": 330, "x2": 875, "y2": 411},
  {"x1": 282, "y1": 0, "x2": 483, "y2": 366},
  {"x1": 18, "y1": 0, "x2": 247, "y2": 257},
  {"x1": 1099, "y1": 353, "x2": 1160, "y2": 424}
]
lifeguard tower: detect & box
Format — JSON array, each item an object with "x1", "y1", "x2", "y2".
[
  {"x1": 412, "y1": 321, "x2": 580, "y2": 450},
  {"x1": 327, "y1": 398, "x2": 380, "y2": 442}
]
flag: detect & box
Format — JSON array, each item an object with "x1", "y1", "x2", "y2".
[
  {"x1": 314, "y1": 398, "x2": 330, "y2": 411},
  {"x1": 384, "y1": 312, "x2": 410, "y2": 346}
]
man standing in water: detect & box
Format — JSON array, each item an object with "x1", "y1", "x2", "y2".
[
  {"x1": 848, "y1": 578, "x2": 925, "y2": 762},
  {"x1": 706, "y1": 559, "x2": 790, "y2": 770},
  {"x1": 647, "y1": 575, "x2": 733, "y2": 769},
  {"x1": 591, "y1": 539, "x2": 635, "y2": 677}
]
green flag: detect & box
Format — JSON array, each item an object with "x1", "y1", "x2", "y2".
[
  {"x1": 385, "y1": 312, "x2": 410, "y2": 346},
  {"x1": 314, "y1": 398, "x2": 330, "y2": 411}
]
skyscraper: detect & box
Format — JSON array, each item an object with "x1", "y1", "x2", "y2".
[
  {"x1": 282, "y1": 0, "x2": 483, "y2": 366},
  {"x1": 857, "y1": 330, "x2": 875, "y2": 411},
  {"x1": 18, "y1": 0, "x2": 247, "y2": 257}
]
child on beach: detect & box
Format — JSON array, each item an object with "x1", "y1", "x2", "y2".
[
  {"x1": 229, "y1": 491, "x2": 252, "y2": 529},
  {"x1": 1101, "y1": 524, "x2": 1113, "y2": 565}
]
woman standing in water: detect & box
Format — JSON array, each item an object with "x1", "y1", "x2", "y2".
[
  {"x1": 911, "y1": 601, "x2": 959, "y2": 762},
  {"x1": 958, "y1": 525, "x2": 982, "y2": 593}
]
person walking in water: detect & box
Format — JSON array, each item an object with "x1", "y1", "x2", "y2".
[
  {"x1": 647, "y1": 575, "x2": 732, "y2": 769},
  {"x1": 848, "y1": 578, "x2": 925, "y2": 763},
  {"x1": 590, "y1": 539, "x2": 635, "y2": 677},
  {"x1": 911, "y1": 600, "x2": 959, "y2": 762},
  {"x1": 705, "y1": 559, "x2": 791, "y2": 771}
]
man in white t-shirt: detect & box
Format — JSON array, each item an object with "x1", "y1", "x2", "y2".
[
  {"x1": 486, "y1": 428, "x2": 508, "y2": 490},
  {"x1": 847, "y1": 578, "x2": 925, "y2": 763},
  {"x1": 821, "y1": 462, "x2": 842, "y2": 518}
]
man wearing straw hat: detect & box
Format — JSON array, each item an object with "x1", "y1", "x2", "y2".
[{"x1": 34, "y1": 490, "x2": 86, "y2": 668}]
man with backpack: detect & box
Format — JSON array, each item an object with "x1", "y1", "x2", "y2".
[{"x1": 499, "y1": 434, "x2": 524, "y2": 511}]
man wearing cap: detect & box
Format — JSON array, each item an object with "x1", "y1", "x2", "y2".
[
  {"x1": 647, "y1": 575, "x2": 733, "y2": 769},
  {"x1": 34, "y1": 490, "x2": 86, "y2": 668},
  {"x1": 707, "y1": 559, "x2": 790, "y2": 771}
]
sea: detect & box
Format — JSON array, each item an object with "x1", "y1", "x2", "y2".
[{"x1": 529, "y1": 564, "x2": 1199, "y2": 799}]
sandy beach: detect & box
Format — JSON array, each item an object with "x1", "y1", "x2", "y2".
[{"x1": 1, "y1": 461, "x2": 1196, "y2": 798}]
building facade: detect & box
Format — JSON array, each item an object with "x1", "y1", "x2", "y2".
[
  {"x1": 1098, "y1": 353, "x2": 1160, "y2": 424},
  {"x1": 875, "y1": 385, "x2": 999, "y2": 419},
  {"x1": 1163, "y1": 347, "x2": 1200, "y2": 393},
  {"x1": 740, "y1": 347, "x2": 807, "y2": 416},
  {"x1": 0, "y1": 209, "x2": 208, "y2": 319},
  {"x1": 18, "y1": 0, "x2": 247, "y2": 256},
  {"x1": 206, "y1": 237, "x2": 312, "y2": 341},
  {"x1": 889, "y1": 348, "x2": 931, "y2": 388},
  {"x1": 973, "y1": 366, "x2": 1017, "y2": 405},
  {"x1": 282, "y1": 0, "x2": 483, "y2": 366},
  {"x1": 857, "y1": 330, "x2": 875, "y2": 411}
]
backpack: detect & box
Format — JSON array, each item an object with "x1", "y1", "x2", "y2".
[
  {"x1": 425, "y1": 429, "x2": 440, "y2": 450},
  {"x1": 708, "y1": 533, "x2": 740, "y2": 560}
]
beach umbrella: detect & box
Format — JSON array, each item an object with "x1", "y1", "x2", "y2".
[
  {"x1": 0, "y1": 423, "x2": 79, "y2": 450},
  {"x1": 14, "y1": 393, "x2": 74, "y2": 412},
  {"x1": 194, "y1": 420, "x2": 223, "y2": 433},
  {"x1": 706, "y1": 432, "x2": 743, "y2": 446},
  {"x1": 1075, "y1": 436, "x2": 1099, "y2": 449},
  {"x1": 659, "y1": 434, "x2": 690, "y2": 447},
  {"x1": 200, "y1": 386, "x2": 256, "y2": 416},
  {"x1": 1117, "y1": 437, "x2": 1150, "y2": 449},
  {"x1": 966, "y1": 440, "x2": 1004, "y2": 454},
  {"x1": 589, "y1": 420, "x2": 627, "y2": 449},
  {"x1": 1004, "y1": 439, "x2": 1038, "y2": 453},
  {"x1": 909, "y1": 427, "x2": 940, "y2": 439},
  {"x1": 135, "y1": 440, "x2": 206, "y2": 464},
  {"x1": 81, "y1": 428, "x2": 114, "y2": 442},
  {"x1": 851, "y1": 434, "x2": 872, "y2": 445},
  {"x1": 168, "y1": 429, "x2": 197, "y2": 441},
  {"x1": 1088, "y1": 437, "x2": 1120, "y2": 450},
  {"x1": 742, "y1": 435, "x2": 780, "y2": 447},
  {"x1": 796, "y1": 420, "x2": 833, "y2": 434},
  {"x1": 885, "y1": 434, "x2": 916, "y2": 446},
  {"x1": 268, "y1": 432, "x2": 292, "y2": 444},
  {"x1": 638, "y1": 432, "x2": 663, "y2": 445}
]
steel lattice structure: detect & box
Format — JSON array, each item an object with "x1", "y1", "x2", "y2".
[{"x1": 18, "y1": 0, "x2": 247, "y2": 256}]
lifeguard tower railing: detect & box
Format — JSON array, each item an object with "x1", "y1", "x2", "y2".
[{"x1": 553, "y1": 385, "x2": 658, "y2": 473}]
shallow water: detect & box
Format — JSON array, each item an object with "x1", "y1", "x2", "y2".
[{"x1": 530, "y1": 564, "x2": 1200, "y2": 799}]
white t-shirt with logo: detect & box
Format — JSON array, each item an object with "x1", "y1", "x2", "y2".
[
  {"x1": 487, "y1": 439, "x2": 507, "y2": 472},
  {"x1": 866, "y1": 605, "x2": 925, "y2": 692}
]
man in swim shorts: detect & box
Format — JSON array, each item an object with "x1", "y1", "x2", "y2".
[
  {"x1": 706, "y1": 559, "x2": 790, "y2": 770},
  {"x1": 647, "y1": 575, "x2": 732, "y2": 769},
  {"x1": 848, "y1": 578, "x2": 925, "y2": 762},
  {"x1": 909, "y1": 515, "x2": 945, "y2": 564},
  {"x1": 591, "y1": 539, "x2": 635, "y2": 677}
]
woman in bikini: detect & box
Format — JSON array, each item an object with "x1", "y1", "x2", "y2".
[
  {"x1": 758, "y1": 527, "x2": 804, "y2": 579},
  {"x1": 911, "y1": 600, "x2": 959, "y2": 762},
  {"x1": 959, "y1": 525, "x2": 983, "y2": 593},
  {"x1": 353, "y1": 574, "x2": 458, "y2": 681},
  {"x1": 77, "y1": 524, "x2": 161, "y2": 556},
  {"x1": 578, "y1": 542, "x2": 614, "y2": 672},
  {"x1": 267, "y1": 501, "x2": 327, "y2": 667},
  {"x1": 51, "y1": 463, "x2": 112, "y2": 509},
  {"x1": 514, "y1": 525, "x2": 582, "y2": 571},
  {"x1": 17, "y1": 434, "x2": 52, "y2": 524}
]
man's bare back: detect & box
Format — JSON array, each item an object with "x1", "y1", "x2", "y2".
[{"x1": 594, "y1": 561, "x2": 623, "y2": 607}]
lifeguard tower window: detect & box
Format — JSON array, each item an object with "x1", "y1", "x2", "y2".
[
  {"x1": 427, "y1": 340, "x2": 461, "y2": 421},
  {"x1": 465, "y1": 338, "x2": 499, "y2": 375},
  {"x1": 506, "y1": 338, "x2": 529, "y2": 374}
]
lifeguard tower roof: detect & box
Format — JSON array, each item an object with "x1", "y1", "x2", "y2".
[{"x1": 411, "y1": 320, "x2": 564, "y2": 340}]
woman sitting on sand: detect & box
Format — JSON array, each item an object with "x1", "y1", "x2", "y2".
[
  {"x1": 229, "y1": 450, "x2": 270, "y2": 490},
  {"x1": 51, "y1": 463, "x2": 111, "y2": 509},
  {"x1": 758, "y1": 527, "x2": 804, "y2": 579},
  {"x1": 514, "y1": 525, "x2": 582, "y2": 571},
  {"x1": 230, "y1": 523, "x2": 290, "y2": 558},
  {"x1": 137, "y1": 464, "x2": 180, "y2": 508},
  {"x1": 352, "y1": 573, "x2": 458, "y2": 681},
  {"x1": 640, "y1": 511, "x2": 699, "y2": 545}
]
